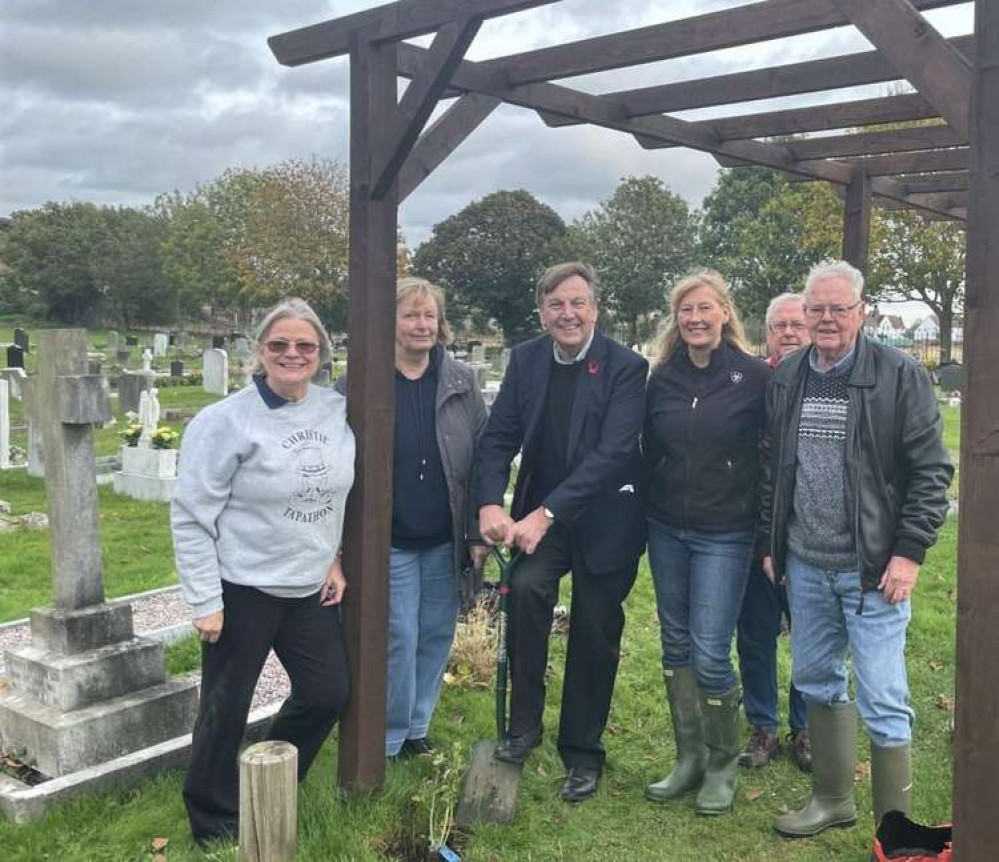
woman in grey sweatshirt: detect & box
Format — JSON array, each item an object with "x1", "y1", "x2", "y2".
[{"x1": 171, "y1": 298, "x2": 354, "y2": 846}]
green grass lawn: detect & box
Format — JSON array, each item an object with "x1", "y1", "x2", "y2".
[{"x1": 1, "y1": 518, "x2": 959, "y2": 861}]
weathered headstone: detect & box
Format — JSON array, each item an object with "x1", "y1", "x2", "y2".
[
  {"x1": 118, "y1": 370, "x2": 153, "y2": 414},
  {"x1": 939, "y1": 362, "x2": 964, "y2": 394},
  {"x1": 203, "y1": 348, "x2": 229, "y2": 396},
  {"x1": 21, "y1": 377, "x2": 44, "y2": 477},
  {"x1": 1, "y1": 366, "x2": 27, "y2": 400},
  {"x1": 152, "y1": 333, "x2": 169, "y2": 357},
  {"x1": 106, "y1": 331, "x2": 119, "y2": 351},
  {"x1": 0, "y1": 379, "x2": 9, "y2": 470},
  {"x1": 116, "y1": 348, "x2": 132, "y2": 365},
  {"x1": 168, "y1": 333, "x2": 177, "y2": 347},
  {"x1": 13, "y1": 328, "x2": 29, "y2": 353},
  {"x1": 0, "y1": 330, "x2": 198, "y2": 779},
  {"x1": 7, "y1": 345, "x2": 25, "y2": 369},
  {"x1": 170, "y1": 360, "x2": 184, "y2": 377},
  {"x1": 234, "y1": 336, "x2": 251, "y2": 363},
  {"x1": 125, "y1": 335, "x2": 138, "y2": 347},
  {"x1": 212, "y1": 335, "x2": 226, "y2": 349}
]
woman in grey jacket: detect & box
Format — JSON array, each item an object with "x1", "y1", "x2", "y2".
[
  {"x1": 172, "y1": 298, "x2": 354, "y2": 845},
  {"x1": 340, "y1": 277, "x2": 488, "y2": 758}
]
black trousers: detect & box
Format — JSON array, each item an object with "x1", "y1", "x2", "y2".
[
  {"x1": 506, "y1": 525, "x2": 638, "y2": 770},
  {"x1": 183, "y1": 581, "x2": 350, "y2": 844}
]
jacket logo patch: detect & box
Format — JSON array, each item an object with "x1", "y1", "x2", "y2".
[{"x1": 730, "y1": 371, "x2": 743, "y2": 384}]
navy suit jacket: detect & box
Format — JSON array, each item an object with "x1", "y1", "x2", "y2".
[{"x1": 475, "y1": 331, "x2": 648, "y2": 574}]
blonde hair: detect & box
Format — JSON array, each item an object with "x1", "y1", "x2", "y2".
[
  {"x1": 250, "y1": 297, "x2": 332, "y2": 375},
  {"x1": 656, "y1": 269, "x2": 751, "y2": 363},
  {"x1": 397, "y1": 276, "x2": 451, "y2": 345}
]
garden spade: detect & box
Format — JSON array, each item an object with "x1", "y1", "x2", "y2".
[{"x1": 455, "y1": 548, "x2": 523, "y2": 827}]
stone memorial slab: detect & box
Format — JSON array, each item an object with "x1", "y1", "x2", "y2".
[
  {"x1": 116, "y1": 348, "x2": 131, "y2": 365},
  {"x1": 152, "y1": 333, "x2": 168, "y2": 357},
  {"x1": 939, "y1": 362, "x2": 964, "y2": 394},
  {"x1": 170, "y1": 360, "x2": 184, "y2": 377},
  {"x1": 212, "y1": 335, "x2": 225, "y2": 349},
  {"x1": 203, "y1": 348, "x2": 229, "y2": 396},
  {"x1": 13, "y1": 328, "x2": 29, "y2": 353},
  {"x1": 7, "y1": 345, "x2": 25, "y2": 369},
  {"x1": 117, "y1": 371, "x2": 153, "y2": 415},
  {"x1": 106, "y1": 330, "x2": 119, "y2": 351},
  {"x1": 0, "y1": 379, "x2": 9, "y2": 469},
  {"x1": 125, "y1": 335, "x2": 138, "y2": 347},
  {"x1": 1, "y1": 367, "x2": 27, "y2": 400}
]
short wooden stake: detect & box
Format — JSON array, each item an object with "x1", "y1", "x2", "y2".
[{"x1": 238, "y1": 741, "x2": 298, "y2": 862}]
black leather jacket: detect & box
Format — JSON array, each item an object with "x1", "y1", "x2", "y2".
[{"x1": 759, "y1": 336, "x2": 953, "y2": 592}]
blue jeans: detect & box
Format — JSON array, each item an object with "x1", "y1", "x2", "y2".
[
  {"x1": 737, "y1": 562, "x2": 808, "y2": 733},
  {"x1": 784, "y1": 552, "x2": 914, "y2": 747},
  {"x1": 385, "y1": 543, "x2": 458, "y2": 756},
  {"x1": 647, "y1": 520, "x2": 754, "y2": 695}
]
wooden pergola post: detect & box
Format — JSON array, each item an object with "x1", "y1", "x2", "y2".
[
  {"x1": 842, "y1": 170, "x2": 872, "y2": 275},
  {"x1": 953, "y1": 0, "x2": 999, "y2": 855},
  {"x1": 339, "y1": 33, "x2": 399, "y2": 792}
]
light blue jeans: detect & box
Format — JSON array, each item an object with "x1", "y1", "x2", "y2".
[
  {"x1": 385, "y1": 542, "x2": 458, "y2": 756},
  {"x1": 784, "y1": 552, "x2": 914, "y2": 747},
  {"x1": 647, "y1": 519, "x2": 754, "y2": 695}
]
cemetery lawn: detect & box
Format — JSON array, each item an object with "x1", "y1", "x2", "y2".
[{"x1": 2, "y1": 518, "x2": 959, "y2": 861}]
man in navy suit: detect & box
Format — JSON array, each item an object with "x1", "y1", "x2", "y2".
[{"x1": 475, "y1": 261, "x2": 648, "y2": 802}]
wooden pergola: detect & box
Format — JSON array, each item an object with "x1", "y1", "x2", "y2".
[{"x1": 268, "y1": 1, "x2": 997, "y2": 855}]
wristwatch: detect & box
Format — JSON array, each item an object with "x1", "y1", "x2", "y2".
[{"x1": 542, "y1": 506, "x2": 555, "y2": 522}]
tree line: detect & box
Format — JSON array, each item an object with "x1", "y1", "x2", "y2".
[{"x1": 0, "y1": 156, "x2": 965, "y2": 359}]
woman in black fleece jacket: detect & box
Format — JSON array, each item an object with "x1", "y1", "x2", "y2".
[{"x1": 643, "y1": 270, "x2": 769, "y2": 816}]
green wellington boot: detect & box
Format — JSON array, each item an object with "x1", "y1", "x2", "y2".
[
  {"x1": 775, "y1": 701, "x2": 858, "y2": 837},
  {"x1": 646, "y1": 667, "x2": 707, "y2": 802},
  {"x1": 871, "y1": 742, "x2": 913, "y2": 825},
  {"x1": 695, "y1": 685, "x2": 742, "y2": 815}
]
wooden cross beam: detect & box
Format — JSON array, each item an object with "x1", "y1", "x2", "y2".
[
  {"x1": 832, "y1": 0, "x2": 972, "y2": 139},
  {"x1": 900, "y1": 171, "x2": 970, "y2": 194},
  {"x1": 787, "y1": 125, "x2": 965, "y2": 160},
  {"x1": 791, "y1": 147, "x2": 971, "y2": 176}
]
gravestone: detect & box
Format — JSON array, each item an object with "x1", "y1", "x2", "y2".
[
  {"x1": 152, "y1": 333, "x2": 169, "y2": 357},
  {"x1": 170, "y1": 360, "x2": 184, "y2": 377},
  {"x1": 118, "y1": 370, "x2": 153, "y2": 415},
  {"x1": 125, "y1": 335, "x2": 138, "y2": 347},
  {"x1": 203, "y1": 348, "x2": 229, "y2": 396},
  {"x1": 234, "y1": 337, "x2": 251, "y2": 363},
  {"x1": 0, "y1": 330, "x2": 198, "y2": 779},
  {"x1": 13, "y1": 328, "x2": 29, "y2": 353},
  {"x1": 168, "y1": 333, "x2": 176, "y2": 347},
  {"x1": 7, "y1": 345, "x2": 25, "y2": 369},
  {"x1": 116, "y1": 348, "x2": 131, "y2": 365},
  {"x1": 212, "y1": 335, "x2": 226, "y2": 349},
  {"x1": 0, "y1": 379, "x2": 9, "y2": 470},
  {"x1": 21, "y1": 378, "x2": 44, "y2": 477},
  {"x1": 140, "y1": 348, "x2": 153, "y2": 373},
  {"x1": 2, "y1": 367, "x2": 27, "y2": 400},
  {"x1": 113, "y1": 388, "x2": 177, "y2": 502},
  {"x1": 939, "y1": 362, "x2": 964, "y2": 394},
  {"x1": 106, "y1": 331, "x2": 119, "y2": 351}
]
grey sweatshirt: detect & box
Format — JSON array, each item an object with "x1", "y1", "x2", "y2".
[{"x1": 171, "y1": 383, "x2": 355, "y2": 618}]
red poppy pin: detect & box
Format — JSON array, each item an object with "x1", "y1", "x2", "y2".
[{"x1": 587, "y1": 360, "x2": 599, "y2": 376}]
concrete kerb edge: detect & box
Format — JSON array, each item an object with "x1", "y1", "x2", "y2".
[{"x1": 0, "y1": 694, "x2": 280, "y2": 823}]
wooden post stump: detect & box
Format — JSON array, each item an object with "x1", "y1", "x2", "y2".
[{"x1": 238, "y1": 741, "x2": 298, "y2": 862}]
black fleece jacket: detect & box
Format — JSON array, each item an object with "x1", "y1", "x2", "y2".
[{"x1": 644, "y1": 342, "x2": 770, "y2": 532}]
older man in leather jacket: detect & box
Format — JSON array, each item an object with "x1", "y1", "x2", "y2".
[{"x1": 759, "y1": 260, "x2": 952, "y2": 838}]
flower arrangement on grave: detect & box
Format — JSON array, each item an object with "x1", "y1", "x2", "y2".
[
  {"x1": 119, "y1": 423, "x2": 143, "y2": 447},
  {"x1": 150, "y1": 426, "x2": 179, "y2": 450}
]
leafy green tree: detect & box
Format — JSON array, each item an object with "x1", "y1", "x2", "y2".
[
  {"x1": 413, "y1": 190, "x2": 568, "y2": 345},
  {"x1": 698, "y1": 167, "x2": 840, "y2": 320},
  {"x1": 869, "y1": 211, "x2": 965, "y2": 361},
  {"x1": 572, "y1": 176, "x2": 694, "y2": 344}
]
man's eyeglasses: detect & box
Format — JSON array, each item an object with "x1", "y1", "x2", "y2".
[
  {"x1": 264, "y1": 339, "x2": 320, "y2": 356},
  {"x1": 804, "y1": 301, "x2": 862, "y2": 320},
  {"x1": 769, "y1": 322, "x2": 807, "y2": 333}
]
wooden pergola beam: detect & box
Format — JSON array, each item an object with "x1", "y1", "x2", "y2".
[
  {"x1": 371, "y1": 16, "x2": 482, "y2": 199},
  {"x1": 268, "y1": 0, "x2": 558, "y2": 66},
  {"x1": 636, "y1": 93, "x2": 940, "y2": 148},
  {"x1": 482, "y1": 0, "x2": 963, "y2": 86},
  {"x1": 899, "y1": 171, "x2": 970, "y2": 194},
  {"x1": 878, "y1": 189, "x2": 968, "y2": 211},
  {"x1": 832, "y1": 0, "x2": 972, "y2": 139},
  {"x1": 540, "y1": 34, "x2": 974, "y2": 125},
  {"x1": 787, "y1": 125, "x2": 965, "y2": 160},
  {"x1": 792, "y1": 147, "x2": 970, "y2": 176},
  {"x1": 398, "y1": 93, "x2": 500, "y2": 203},
  {"x1": 843, "y1": 171, "x2": 872, "y2": 272}
]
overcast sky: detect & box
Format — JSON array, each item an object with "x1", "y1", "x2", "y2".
[{"x1": 0, "y1": 0, "x2": 974, "y2": 293}]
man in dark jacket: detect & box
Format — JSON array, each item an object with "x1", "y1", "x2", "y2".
[
  {"x1": 476, "y1": 261, "x2": 647, "y2": 803},
  {"x1": 760, "y1": 260, "x2": 953, "y2": 838}
]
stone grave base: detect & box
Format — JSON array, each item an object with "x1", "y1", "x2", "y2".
[
  {"x1": 0, "y1": 699, "x2": 280, "y2": 823},
  {"x1": 112, "y1": 446, "x2": 177, "y2": 502}
]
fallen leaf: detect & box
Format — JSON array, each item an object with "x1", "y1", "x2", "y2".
[
  {"x1": 937, "y1": 694, "x2": 955, "y2": 711},
  {"x1": 745, "y1": 788, "x2": 764, "y2": 802},
  {"x1": 150, "y1": 837, "x2": 169, "y2": 852},
  {"x1": 928, "y1": 661, "x2": 943, "y2": 672}
]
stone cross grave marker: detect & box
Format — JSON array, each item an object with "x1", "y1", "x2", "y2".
[{"x1": 0, "y1": 330, "x2": 197, "y2": 779}]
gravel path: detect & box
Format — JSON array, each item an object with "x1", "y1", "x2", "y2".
[{"x1": 0, "y1": 586, "x2": 290, "y2": 712}]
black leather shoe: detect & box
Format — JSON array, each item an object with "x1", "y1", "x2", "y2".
[
  {"x1": 402, "y1": 737, "x2": 434, "y2": 757},
  {"x1": 493, "y1": 726, "x2": 542, "y2": 764},
  {"x1": 561, "y1": 766, "x2": 601, "y2": 803}
]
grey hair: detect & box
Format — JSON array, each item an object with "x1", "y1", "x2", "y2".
[
  {"x1": 535, "y1": 261, "x2": 600, "y2": 306},
  {"x1": 765, "y1": 292, "x2": 807, "y2": 327},
  {"x1": 250, "y1": 297, "x2": 332, "y2": 375},
  {"x1": 804, "y1": 260, "x2": 865, "y2": 303}
]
